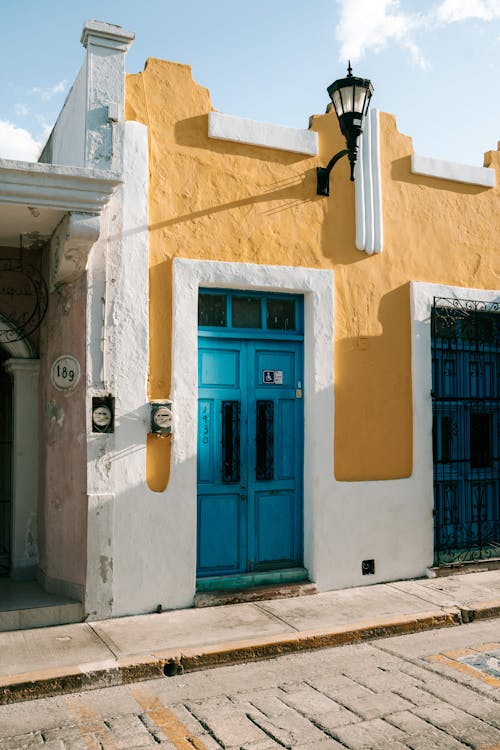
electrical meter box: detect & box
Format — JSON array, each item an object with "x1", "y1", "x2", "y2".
[
  {"x1": 150, "y1": 400, "x2": 173, "y2": 435},
  {"x1": 92, "y1": 395, "x2": 115, "y2": 433}
]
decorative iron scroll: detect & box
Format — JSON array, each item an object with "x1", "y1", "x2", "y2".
[
  {"x1": 0, "y1": 237, "x2": 49, "y2": 346},
  {"x1": 433, "y1": 296, "x2": 500, "y2": 343},
  {"x1": 431, "y1": 297, "x2": 500, "y2": 565}
]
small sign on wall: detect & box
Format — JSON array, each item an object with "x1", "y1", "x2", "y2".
[
  {"x1": 262, "y1": 370, "x2": 283, "y2": 384},
  {"x1": 51, "y1": 355, "x2": 81, "y2": 392}
]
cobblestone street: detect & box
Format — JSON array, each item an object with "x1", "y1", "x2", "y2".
[{"x1": 1, "y1": 618, "x2": 499, "y2": 750}]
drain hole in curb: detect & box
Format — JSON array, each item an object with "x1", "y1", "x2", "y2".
[{"x1": 163, "y1": 660, "x2": 178, "y2": 677}]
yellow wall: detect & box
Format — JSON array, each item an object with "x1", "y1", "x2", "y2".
[{"x1": 126, "y1": 59, "x2": 500, "y2": 485}]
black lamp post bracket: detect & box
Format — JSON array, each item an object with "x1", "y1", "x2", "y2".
[{"x1": 316, "y1": 148, "x2": 349, "y2": 197}]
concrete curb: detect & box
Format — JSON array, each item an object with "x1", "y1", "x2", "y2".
[
  {"x1": 460, "y1": 598, "x2": 500, "y2": 623},
  {"x1": 1, "y1": 601, "x2": 499, "y2": 705}
]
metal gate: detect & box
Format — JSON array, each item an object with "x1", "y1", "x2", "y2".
[{"x1": 432, "y1": 298, "x2": 500, "y2": 564}]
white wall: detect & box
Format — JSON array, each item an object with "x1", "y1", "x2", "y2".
[
  {"x1": 86, "y1": 142, "x2": 449, "y2": 617},
  {"x1": 49, "y1": 63, "x2": 87, "y2": 168}
]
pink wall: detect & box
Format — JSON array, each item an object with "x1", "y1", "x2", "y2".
[{"x1": 38, "y1": 251, "x2": 87, "y2": 593}]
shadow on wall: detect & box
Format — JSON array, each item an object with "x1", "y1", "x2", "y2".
[
  {"x1": 89, "y1": 405, "x2": 170, "y2": 493},
  {"x1": 334, "y1": 282, "x2": 413, "y2": 481},
  {"x1": 147, "y1": 169, "x2": 318, "y2": 230}
]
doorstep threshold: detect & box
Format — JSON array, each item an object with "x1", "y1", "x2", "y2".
[
  {"x1": 195, "y1": 567, "x2": 315, "y2": 607},
  {"x1": 197, "y1": 567, "x2": 309, "y2": 592},
  {"x1": 428, "y1": 556, "x2": 500, "y2": 578}
]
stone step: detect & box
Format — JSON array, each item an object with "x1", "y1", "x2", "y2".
[
  {"x1": 0, "y1": 580, "x2": 82, "y2": 631},
  {"x1": 194, "y1": 581, "x2": 318, "y2": 608}
]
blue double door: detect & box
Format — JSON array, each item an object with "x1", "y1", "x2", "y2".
[{"x1": 197, "y1": 337, "x2": 303, "y2": 577}]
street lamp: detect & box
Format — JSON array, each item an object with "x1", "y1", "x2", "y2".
[{"x1": 317, "y1": 63, "x2": 374, "y2": 196}]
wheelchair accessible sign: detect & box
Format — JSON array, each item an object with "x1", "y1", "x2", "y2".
[{"x1": 262, "y1": 370, "x2": 283, "y2": 384}]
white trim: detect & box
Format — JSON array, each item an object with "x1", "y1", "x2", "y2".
[
  {"x1": 172, "y1": 259, "x2": 333, "y2": 588},
  {"x1": 411, "y1": 154, "x2": 495, "y2": 188},
  {"x1": 355, "y1": 108, "x2": 383, "y2": 254},
  {"x1": 411, "y1": 280, "x2": 500, "y2": 475},
  {"x1": 208, "y1": 112, "x2": 318, "y2": 155},
  {"x1": 0, "y1": 159, "x2": 121, "y2": 212},
  {"x1": 85, "y1": 120, "x2": 150, "y2": 618}
]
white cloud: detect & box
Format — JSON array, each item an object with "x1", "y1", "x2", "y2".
[
  {"x1": 335, "y1": 0, "x2": 500, "y2": 71},
  {"x1": 14, "y1": 103, "x2": 30, "y2": 117},
  {"x1": 336, "y1": 0, "x2": 429, "y2": 69},
  {"x1": 30, "y1": 79, "x2": 67, "y2": 102},
  {"x1": 436, "y1": 0, "x2": 500, "y2": 21},
  {"x1": 0, "y1": 120, "x2": 41, "y2": 161}
]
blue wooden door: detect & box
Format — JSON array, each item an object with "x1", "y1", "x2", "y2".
[{"x1": 197, "y1": 338, "x2": 303, "y2": 577}]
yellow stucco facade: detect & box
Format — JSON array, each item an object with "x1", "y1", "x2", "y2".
[{"x1": 125, "y1": 58, "x2": 500, "y2": 486}]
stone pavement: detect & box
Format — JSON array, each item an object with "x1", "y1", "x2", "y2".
[
  {"x1": 1, "y1": 617, "x2": 500, "y2": 749},
  {"x1": 1, "y1": 569, "x2": 499, "y2": 704}
]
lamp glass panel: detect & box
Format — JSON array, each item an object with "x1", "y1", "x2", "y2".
[
  {"x1": 332, "y1": 90, "x2": 343, "y2": 117},
  {"x1": 340, "y1": 84, "x2": 354, "y2": 113},
  {"x1": 353, "y1": 86, "x2": 368, "y2": 114}
]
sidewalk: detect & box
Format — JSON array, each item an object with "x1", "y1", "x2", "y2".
[{"x1": 1, "y1": 568, "x2": 500, "y2": 704}]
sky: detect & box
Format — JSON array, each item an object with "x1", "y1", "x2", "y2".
[{"x1": 1, "y1": 0, "x2": 500, "y2": 166}]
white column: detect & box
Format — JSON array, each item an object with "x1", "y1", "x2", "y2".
[
  {"x1": 4, "y1": 358, "x2": 40, "y2": 579},
  {"x1": 80, "y1": 20, "x2": 134, "y2": 171}
]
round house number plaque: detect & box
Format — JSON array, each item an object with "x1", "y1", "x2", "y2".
[{"x1": 51, "y1": 355, "x2": 81, "y2": 391}]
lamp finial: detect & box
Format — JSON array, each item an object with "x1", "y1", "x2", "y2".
[{"x1": 347, "y1": 60, "x2": 353, "y2": 76}]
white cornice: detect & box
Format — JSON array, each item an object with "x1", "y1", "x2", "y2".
[
  {"x1": 411, "y1": 154, "x2": 495, "y2": 188},
  {"x1": 81, "y1": 20, "x2": 135, "y2": 51},
  {"x1": 0, "y1": 159, "x2": 121, "y2": 213},
  {"x1": 208, "y1": 111, "x2": 318, "y2": 155}
]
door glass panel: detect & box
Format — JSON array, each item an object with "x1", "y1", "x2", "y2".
[
  {"x1": 256, "y1": 400, "x2": 274, "y2": 480},
  {"x1": 470, "y1": 412, "x2": 492, "y2": 468},
  {"x1": 221, "y1": 401, "x2": 240, "y2": 482},
  {"x1": 267, "y1": 298, "x2": 295, "y2": 331},
  {"x1": 232, "y1": 297, "x2": 261, "y2": 328},
  {"x1": 198, "y1": 293, "x2": 227, "y2": 327}
]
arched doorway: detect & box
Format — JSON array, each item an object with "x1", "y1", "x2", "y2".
[
  {"x1": 0, "y1": 320, "x2": 38, "y2": 580},
  {"x1": 0, "y1": 347, "x2": 12, "y2": 575}
]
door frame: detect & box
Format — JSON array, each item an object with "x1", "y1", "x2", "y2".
[
  {"x1": 410, "y1": 281, "x2": 500, "y2": 569},
  {"x1": 172, "y1": 258, "x2": 334, "y2": 588}
]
